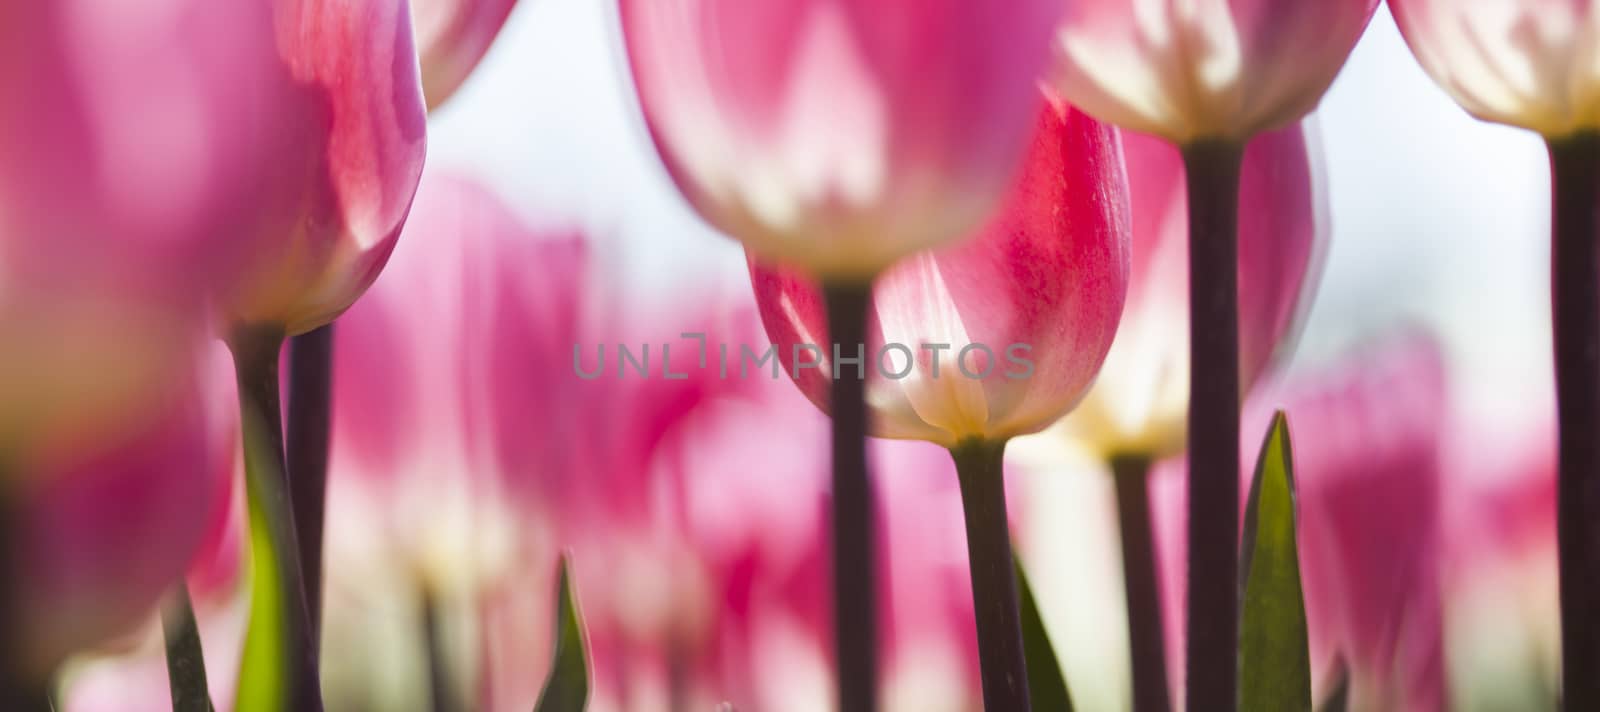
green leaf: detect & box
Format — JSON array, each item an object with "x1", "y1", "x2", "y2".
[
  {"x1": 1238, "y1": 411, "x2": 1312, "y2": 712},
  {"x1": 1015, "y1": 557, "x2": 1075, "y2": 712},
  {"x1": 234, "y1": 440, "x2": 287, "y2": 712},
  {"x1": 534, "y1": 554, "x2": 591, "y2": 712}
]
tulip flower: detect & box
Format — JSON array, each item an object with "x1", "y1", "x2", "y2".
[
  {"x1": 620, "y1": 0, "x2": 1065, "y2": 282},
  {"x1": 1066, "y1": 124, "x2": 1325, "y2": 461},
  {"x1": 1049, "y1": 4, "x2": 1367, "y2": 704},
  {"x1": 210, "y1": 2, "x2": 426, "y2": 709},
  {"x1": 1390, "y1": 0, "x2": 1600, "y2": 138},
  {"x1": 751, "y1": 95, "x2": 1130, "y2": 710},
  {"x1": 0, "y1": 0, "x2": 328, "y2": 698},
  {"x1": 411, "y1": 0, "x2": 519, "y2": 109},
  {"x1": 1389, "y1": 2, "x2": 1600, "y2": 702},
  {"x1": 1052, "y1": 0, "x2": 1379, "y2": 144},
  {"x1": 749, "y1": 97, "x2": 1130, "y2": 449},
  {"x1": 8, "y1": 358, "x2": 232, "y2": 693},
  {"x1": 1442, "y1": 417, "x2": 1561, "y2": 711},
  {"x1": 0, "y1": 0, "x2": 304, "y2": 443},
  {"x1": 1149, "y1": 333, "x2": 1449, "y2": 711},
  {"x1": 621, "y1": 4, "x2": 1064, "y2": 704},
  {"x1": 221, "y1": 0, "x2": 428, "y2": 338}
]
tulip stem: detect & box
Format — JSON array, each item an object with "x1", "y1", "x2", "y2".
[
  {"x1": 1180, "y1": 138, "x2": 1244, "y2": 712},
  {"x1": 422, "y1": 586, "x2": 462, "y2": 712},
  {"x1": 229, "y1": 325, "x2": 324, "y2": 712},
  {"x1": 1110, "y1": 454, "x2": 1171, "y2": 712},
  {"x1": 1548, "y1": 131, "x2": 1600, "y2": 712},
  {"x1": 822, "y1": 281, "x2": 878, "y2": 712},
  {"x1": 286, "y1": 323, "x2": 334, "y2": 640},
  {"x1": 163, "y1": 584, "x2": 215, "y2": 712},
  {"x1": 950, "y1": 438, "x2": 1031, "y2": 712}
]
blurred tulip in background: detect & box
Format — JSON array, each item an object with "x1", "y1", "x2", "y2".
[
  {"x1": 412, "y1": 0, "x2": 520, "y2": 109},
  {"x1": 619, "y1": 0, "x2": 1065, "y2": 280},
  {"x1": 747, "y1": 96, "x2": 1130, "y2": 447},
  {"x1": 1051, "y1": 0, "x2": 1382, "y2": 141},
  {"x1": 1390, "y1": 0, "x2": 1600, "y2": 137},
  {"x1": 1064, "y1": 122, "x2": 1327, "y2": 460}
]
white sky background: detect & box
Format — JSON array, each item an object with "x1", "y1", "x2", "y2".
[{"x1": 427, "y1": 1, "x2": 1554, "y2": 445}]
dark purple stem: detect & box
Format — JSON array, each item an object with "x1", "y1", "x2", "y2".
[
  {"x1": 286, "y1": 324, "x2": 333, "y2": 640},
  {"x1": 1112, "y1": 454, "x2": 1171, "y2": 712},
  {"x1": 822, "y1": 281, "x2": 878, "y2": 712},
  {"x1": 1549, "y1": 132, "x2": 1600, "y2": 712},
  {"x1": 950, "y1": 438, "x2": 1030, "y2": 711},
  {"x1": 1180, "y1": 139, "x2": 1244, "y2": 712}
]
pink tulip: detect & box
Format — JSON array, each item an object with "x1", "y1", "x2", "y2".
[
  {"x1": 1151, "y1": 333, "x2": 1449, "y2": 710},
  {"x1": 1391, "y1": 0, "x2": 1600, "y2": 136},
  {"x1": 9, "y1": 346, "x2": 238, "y2": 680},
  {"x1": 319, "y1": 172, "x2": 997, "y2": 709},
  {"x1": 411, "y1": 0, "x2": 519, "y2": 109},
  {"x1": 1064, "y1": 122, "x2": 1327, "y2": 459},
  {"x1": 221, "y1": 0, "x2": 428, "y2": 336},
  {"x1": 0, "y1": 0, "x2": 312, "y2": 438},
  {"x1": 619, "y1": 0, "x2": 1065, "y2": 281},
  {"x1": 1439, "y1": 411, "x2": 1561, "y2": 710},
  {"x1": 1050, "y1": 0, "x2": 1379, "y2": 142},
  {"x1": 748, "y1": 96, "x2": 1131, "y2": 447}
]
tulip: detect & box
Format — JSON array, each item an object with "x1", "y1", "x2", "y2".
[
  {"x1": 619, "y1": 0, "x2": 1065, "y2": 282},
  {"x1": 1149, "y1": 333, "x2": 1449, "y2": 711},
  {"x1": 0, "y1": 0, "x2": 322, "y2": 697},
  {"x1": 214, "y1": 2, "x2": 426, "y2": 710},
  {"x1": 749, "y1": 97, "x2": 1130, "y2": 449},
  {"x1": 411, "y1": 0, "x2": 519, "y2": 109},
  {"x1": 1390, "y1": 0, "x2": 1600, "y2": 138},
  {"x1": 1389, "y1": 1, "x2": 1600, "y2": 702},
  {"x1": 1049, "y1": 3, "x2": 1367, "y2": 704},
  {"x1": 1052, "y1": 0, "x2": 1379, "y2": 144},
  {"x1": 220, "y1": 0, "x2": 428, "y2": 337},
  {"x1": 1442, "y1": 417, "x2": 1561, "y2": 711},
  {"x1": 1066, "y1": 123, "x2": 1325, "y2": 460},
  {"x1": 621, "y1": 4, "x2": 1063, "y2": 704},
  {"x1": 0, "y1": 0, "x2": 302, "y2": 444},
  {"x1": 751, "y1": 95, "x2": 1130, "y2": 710},
  {"x1": 320, "y1": 173, "x2": 738, "y2": 709},
  {"x1": 8, "y1": 355, "x2": 232, "y2": 691}
]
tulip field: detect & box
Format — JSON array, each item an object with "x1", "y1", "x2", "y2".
[{"x1": 1, "y1": 1, "x2": 1592, "y2": 711}]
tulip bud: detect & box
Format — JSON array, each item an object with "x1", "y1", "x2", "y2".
[
  {"x1": 1063, "y1": 122, "x2": 1327, "y2": 459},
  {"x1": 222, "y1": 0, "x2": 428, "y2": 337},
  {"x1": 411, "y1": 0, "x2": 519, "y2": 109},
  {"x1": 749, "y1": 97, "x2": 1131, "y2": 447},
  {"x1": 1391, "y1": 0, "x2": 1600, "y2": 137},
  {"x1": 619, "y1": 0, "x2": 1065, "y2": 281},
  {"x1": 1051, "y1": 0, "x2": 1380, "y2": 142}
]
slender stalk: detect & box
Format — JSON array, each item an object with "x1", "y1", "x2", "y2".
[
  {"x1": 1111, "y1": 454, "x2": 1171, "y2": 712},
  {"x1": 1180, "y1": 138, "x2": 1244, "y2": 712},
  {"x1": 286, "y1": 324, "x2": 334, "y2": 639},
  {"x1": 1548, "y1": 131, "x2": 1600, "y2": 712},
  {"x1": 822, "y1": 281, "x2": 878, "y2": 712},
  {"x1": 422, "y1": 587, "x2": 462, "y2": 712},
  {"x1": 229, "y1": 324, "x2": 323, "y2": 711},
  {"x1": 163, "y1": 585, "x2": 215, "y2": 712},
  {"x1": 950, "y1": 438, "x2": 1030, "y2": 711},
  {"x1": 0, "y1": 483, "x2": 40, "y2": 711}
]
